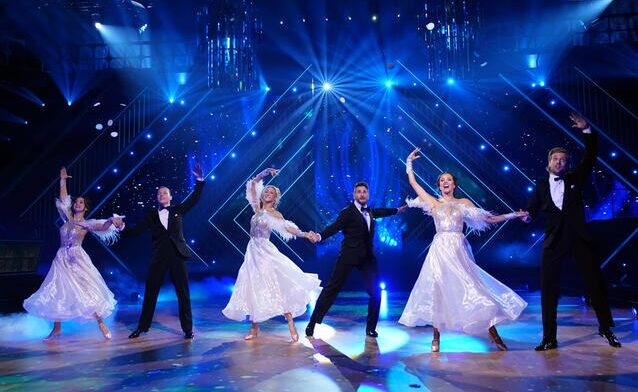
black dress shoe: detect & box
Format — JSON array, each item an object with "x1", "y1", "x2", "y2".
[
  {"x1": 599, "y1": 329, "x2": 621, "y2": 348},
  {"x1": 184, "y1": 331, "x2": 194, "y2": 340},
  {"x1": 128, "y1": 328, "x2": 148, "y2": 339},
  {"x1": 305, "y1": 322, "x2": 315, "y2": 337},
  {"x1": 366, "y1": 330, "x2": 378, "y2": 338},
  {"x1": 534, "y1": 337, "x2": 558, "y2": 351}
]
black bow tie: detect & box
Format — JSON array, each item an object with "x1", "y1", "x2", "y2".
[
  {"x1": 360, "y1": 206, "x2": 370, "y2": 213},
  {"x1": 159, "y1": 206, "x2": 170, "y2": 211},
  {"x1": 553, "y1": 176, "x2": 563, "y2": 181}
]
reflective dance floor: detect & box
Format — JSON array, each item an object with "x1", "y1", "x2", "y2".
[{"x1": 1, "y1": 291, "x2": 636, "y2": 391}]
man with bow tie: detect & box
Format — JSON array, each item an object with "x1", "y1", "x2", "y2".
[
  {"x1": 115, "y1": 163, "x2": 205, "y2": 340},
  {"x1": 523, "y1": 113, "x2": 620, "y2": 351},
  {"x1": 305, "y1": 181, "x2": 406, "y2": 338}
]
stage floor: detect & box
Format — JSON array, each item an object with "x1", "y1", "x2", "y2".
[{"x1": 0, "y1": 291, "x2": 636, "y2": 391}]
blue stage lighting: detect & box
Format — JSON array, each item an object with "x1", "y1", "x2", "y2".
[
  {"x1": 384, "y1": 80, "x2": 393, "y2": 88},
  {"x1": 96, "y1": 185, "x2": 102, "y2": 190},
  {"x1": 479, "y1": 144, "x2": 486, "y2": 150},
  {"x1": 94, "y1": 22, "x2": 102, "y2": 29},
  {"x1": 457, "y1": 124, "x2": 462, "y2": 128},
  {"x1": 169, "y1": 98, "x2": 175, "y2": 104},
  {"x1": 67, "y1": 101, "x2": 72, "y2": 106},
  {"x1": 527, "y1": 186, "x2": 533, "y2": 192},
  {"x1": 434, "y1": 103, "x2": 439, "y2": 108},
  {"x1": 531, "y1": 232, "x2": 537, "y2": 237},
  {"x1": 112, "y1": 168, "x2": 118, "y2": 174},
  {"x1": 129, "y1": 151, "x2": 135, "y2": 156},
  {"x1": 527, "y1": 54, "x2": 538, "y2": 69},
  {"x1": 539, "y1": 80, "x2": 546, "y2": 87},
  {"x1": 339, "y1": 97, "x2": 346, "y2": 103},
  {"x1": 210, "y1": 174, "x2": 216, "y2": 180},
  {"x1": 446, "y1": 78, "x2": 455, "y2": 85},
  {"x1": 322, "y1": 82, "x2": 332, "y2": 91},
  {"x1": 163, "y1": 117, "x2": 167, "y2": 121},
  {"x1": 145, "y1": 133, "x2": 152, "y2": 139},
  {"x1": 180, "y1": 99, "x2": 185, "y2": 105},
  {"x1": 531, "y1": 83, "x2": 537, "y2": 88},
  {"x1": 292, "y1": 87, "x2": 297, "y2": 93},
  {"x1": 41, "y1": 103, "x2": 46, "y2": 107},
  {"x1": 633, "y1": 169, "x2": 637, "y2": 175},
  {"x1": 251, "y1": 131, "x2": 257, "y2": 136},
  {"x1": 379, "y1": 282, "x2": 386, "y2": 290},
  {"x1": 190, "y1": 239, "x2": 195, "y2": 244},
  {"x1": 231, "y1": 152, "x2": 236, "y2": 158},
  {"x1": 264, "y1": 86, "x2": 271, "y2": 92},
  {"x1": 371, "y1": 15, "x2": 378, "y2": 22},
  {"x1": 610, "y1": 151, "x2": 617, "y2": 158},
  {"x1": 24, "y1": 120, "x2": 28, "y2": 125},
  {"x1": 503, "y1": 165, "x2": 510, "y2": 172},
  {"x1": 549, "y1": 99, "x2": 556, "y2": 106}
]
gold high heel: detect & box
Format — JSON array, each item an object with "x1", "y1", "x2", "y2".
[
  {"x1": 244, "y1": 324, "x2": 259, "y2": 340},
  {"x1": 488, "y1": 326, "x2": 508, "y2": 351},
  {"x1": 284, "y1": 313, "x2": 299, "y2": 342},
  {"x1": 98, "y1": 320, "x2": 112, "y2": 340},
  {"x1": 431, "y1": 327, "x2": 441, "y2": 353}
]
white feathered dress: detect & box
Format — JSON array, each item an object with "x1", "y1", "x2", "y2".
[
  {"x1": 23, "y1": 195, "x2": 119, "y2": 321},
  {"x1": 222, "y1": 180, "x2": 321, "y2": 323},
  {"x1": 398, "y1": 199, "x2": 527, "y2": 334}
]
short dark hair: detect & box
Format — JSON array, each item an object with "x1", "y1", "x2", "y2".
[{"x1": 354, "y1": 181, "x2": 369, "y2": 190}]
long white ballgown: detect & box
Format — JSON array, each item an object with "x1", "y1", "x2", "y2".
[
  {"x1": 222, "y1": 180, "x2": 321, "y2": 323},
  {"x1": 399, "y1": 199, "x2": 527, "y2": 334},
  {"x1": 23, "y1": 196, "x2": 119, "y2": 321}
]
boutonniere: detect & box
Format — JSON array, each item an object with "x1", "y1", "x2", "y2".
[
  {"x1": 570, "y1": 185, "x2": 575, "y2": 189},
  {"x1": 174, "y1": 213, "x2": 179, "y2": 217}
]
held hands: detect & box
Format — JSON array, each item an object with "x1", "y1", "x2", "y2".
[
  {"x1": 397, "y1": 204, "x2": 408, "y2": 214},
  {"x1": 569, "y1": 112, "x2": 588, "y2": 130},
  {"x1": 305, "y1": 231, "x2": 320, "y2": 243},
  {"x1": 111, "y1": 214, "x2": 126, "y2": 229},
  {"x1": 192, "y1": 163, "x2": 204, "y2": 181}
]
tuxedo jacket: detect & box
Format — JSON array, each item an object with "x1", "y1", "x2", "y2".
[
  {"x1": 319, "y1": 203, "x2": 398, "y2": 265},
  {"x1": 124, "y1": 181, "x2": 205, "y2": 259},
  {"x1": 526, "y1": 132, "x2": 598, "y2": 251}
]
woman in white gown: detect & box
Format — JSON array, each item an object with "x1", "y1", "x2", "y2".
[
  {"x1": 222, "y1": 168, "x2": 321, "y2": 342},
  {"x1": 399, "y1": 148, "x2": 528, "y2": 352},
  {"x1": 23, "y1": 167, "x2": 122, "y2": 340}
]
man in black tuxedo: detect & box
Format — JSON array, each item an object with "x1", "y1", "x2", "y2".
[
  {"x1": 118, "y1": 163, "x2": 205, "y2": 340},
  {"x1": 523, "y1": 113, "x2": 620, "y2": 350},
  {"x1": 305, "y1": 181, "x2": 405, "y2": 338}
]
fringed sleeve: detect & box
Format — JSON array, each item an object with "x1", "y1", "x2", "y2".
[
  {"x1": 246, "y1": 179, "x2": 264, "y2": 212},
  {"x1": 76, "y1": 219, "x2": 121, "y2": 245},
  {"x1": 55, "y1": 195, "x2": 72, "y2": 222},
  {"x1": 263, "y1": 213, "x2": 300, "y2": 242},
  {"x1": 405, "y1": 197, "x2": 433, "y2": 215},
  {"x1": 462, "y1": 205, "x2": 494, "y2": 233}
]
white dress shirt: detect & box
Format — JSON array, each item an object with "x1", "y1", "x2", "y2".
[
  {"x1": 354, "y1": 201, "x2": 371, "y2": 231},
  {"x1": 548, "y1": 174, "x2": 564, "y2": 210},
  {"x1": 158, "y1": 207, "x2": 170, "y2": 230}
]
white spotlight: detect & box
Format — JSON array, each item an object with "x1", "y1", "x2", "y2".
[
  {"x1": 426, "y1": 22, "x2": 435, "y2": 31},
  {"x1": 94, "y1": 22, "x2": 102, "y2": 29},
  {"x1": 322, "y1": 82, "x2": 332, "y2": 91}
]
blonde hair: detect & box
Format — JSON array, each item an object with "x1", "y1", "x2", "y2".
[
  {"x1": 260, "y1": 185, "x2": 281, "y2": 208},
  {"x1": 546, "y1": 147, "x2": 570, "y2": 172}
]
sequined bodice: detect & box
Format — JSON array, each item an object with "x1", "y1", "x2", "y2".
[
  {"x1": 59, "y1": 220, "x2": 89, "y2": 248},
  {"x1": 432, "y1": 202, "x2": 464, "y2": 233},
  {"x1": 250, "y1": 211, "x2": 273, "y2": 239}
]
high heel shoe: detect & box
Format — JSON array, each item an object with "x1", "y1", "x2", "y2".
[
  {"x1": 98, "y1": 321, "x2": 112, "y2": 340},
  {"x1": 244, "y1": 326, "x2": 259, "y2": 340},
  {"x1": 285, "y1": 314, "x2": 299, "y2": 342},
  {"x1": 431, "y1": 339, "x2": 440, "y2": 353},
  {"x1": 488, "y1": 326, "x2": 508, "y2": 351},
  {"x1": 43, "y1": 329, "x2": 61, "y2": 341}
]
